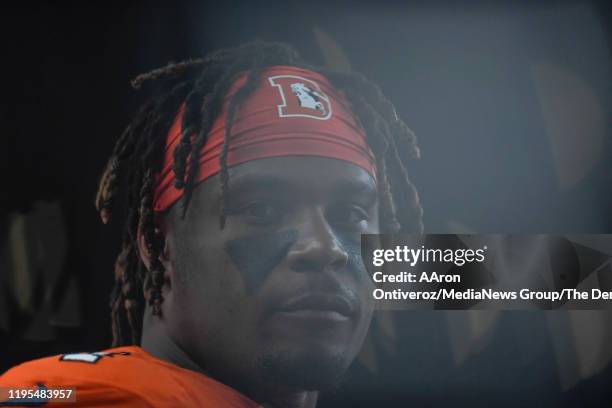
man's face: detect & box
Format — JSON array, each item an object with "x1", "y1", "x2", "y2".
[{"x1": 160, "y1": 156, "x2": 378, "y2": 391}]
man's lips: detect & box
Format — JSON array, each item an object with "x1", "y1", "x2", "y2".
[{"x1": 274, "y1": 293, "x2": 356, "y2": 319}]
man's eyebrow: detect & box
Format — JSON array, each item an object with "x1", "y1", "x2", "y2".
[
  {"x1": 226, "y1": 174, "x2": 378, "y2": 202},
  {"x1": 227, "y1": 175, "x2": 294, "y2": 195},
  {"x1": 332, "y1": 180, "x2": 378, "y2": 203}
]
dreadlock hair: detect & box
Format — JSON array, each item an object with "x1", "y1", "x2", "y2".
[{"x1": 95, "y1": 40, "x2": 424, "y2": 347}]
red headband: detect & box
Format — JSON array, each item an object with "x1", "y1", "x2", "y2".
[{"x1": 153, "y1": 66, "x2": 376, "y2": 212}]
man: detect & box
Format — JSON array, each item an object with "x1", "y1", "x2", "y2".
[{"x1": 1, "y1": 41, "x2": 422, "y2": 407}]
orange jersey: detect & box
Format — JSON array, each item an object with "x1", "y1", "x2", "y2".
[{"x1": 0, "y1": 346, "x2": 262, "y2": 407}]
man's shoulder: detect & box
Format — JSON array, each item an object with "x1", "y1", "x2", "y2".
[
  {"x1": 1, "y1": 346, "x2": 262, "y2": 407},
  {"x1": 1, "y1": 346, "x2": 149, "y2": 383},
  {"x1": 0, "y1": 346, "x2": 167, "y2": 406}
]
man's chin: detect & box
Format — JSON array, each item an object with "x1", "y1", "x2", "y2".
[{"x1": 256, "y1": 344, "x2": 351, "y2": 392}]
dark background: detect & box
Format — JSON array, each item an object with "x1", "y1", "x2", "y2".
[{"x1": 1, "y1": 1, "x2": 612, "y2": 406}]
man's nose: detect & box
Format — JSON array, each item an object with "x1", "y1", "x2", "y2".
[{"x1": 286, "y1": 207, "x2": 349, "y2": 273}]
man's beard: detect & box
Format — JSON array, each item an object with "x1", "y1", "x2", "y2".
[{"x1": 256, "y1": 345, "x2": 350, "y2": 392}]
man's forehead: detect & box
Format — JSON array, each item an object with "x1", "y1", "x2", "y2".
[
  {"x1": 170, "y1": 156, "x2": 378, "y2": 221},
  {"x1": 227, "y1": 156, "x2": 378, "y2": 197}
]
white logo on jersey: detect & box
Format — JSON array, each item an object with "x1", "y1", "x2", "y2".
[{"x1": 60, "y1": 351, "x2": 130, "y2": 364}]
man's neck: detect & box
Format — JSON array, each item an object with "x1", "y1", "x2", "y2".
[
  {"x1": 140, "y1": 312, "x2": 318, "y2": 408},
  {"x1": 141, "y1": 315, "x2": 208, "y2": 376}
]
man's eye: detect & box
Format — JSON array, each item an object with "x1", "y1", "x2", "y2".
[
  {"x1": 239, "y1": 201, "x2": 280, "y2": 224},
  {"x1": 348, "y1": 207, "x2": 369, "y2": 224},
  {"x1": 328, "y1": 205, "x2": 369, "y2": 228}
]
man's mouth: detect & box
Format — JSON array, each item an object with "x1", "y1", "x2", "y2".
[{"x1": 274, "y1": 293, "x2": 356, "y2": 321}]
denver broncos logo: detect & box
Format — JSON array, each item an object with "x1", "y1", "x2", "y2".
[{"x1": 268, "y1": 75, "x2": 332, "y2": 120}]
